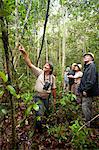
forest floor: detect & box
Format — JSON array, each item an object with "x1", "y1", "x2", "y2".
[
  {"x1": 1, "y1": 118, "x2": 99, "y2": 150},
  {"x1": 1, "y1": 98, "x2": 99, "y2": 150}
]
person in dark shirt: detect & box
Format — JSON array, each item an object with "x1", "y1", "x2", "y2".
[
  {"x1": 68, "y1": 63, "x2": 77, "y2": 93},
  {"x1": 78, "y1": 52, "x2": 98, "y2": 127}
]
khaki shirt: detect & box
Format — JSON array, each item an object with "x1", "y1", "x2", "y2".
[
  {"x1": 31, "y1": 64, "x2": 56, "y2": 94},
  {"x1": 74, "y1": 71, "x2": 83, "y2": 84}
]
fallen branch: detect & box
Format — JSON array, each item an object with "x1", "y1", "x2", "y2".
[{"x1": 78, "y1": 114, "x2": 99, "y2": 131}]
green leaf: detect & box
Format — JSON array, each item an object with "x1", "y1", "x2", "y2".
[
  {"x1": 60, "y1": 99, "x2": 66, "y2": 106},
  {"x1": 25, "y1": 105, "x2": 32, "y2": 116},
  {"x1": 0, "y1": 71, "x2": 8, "y2": 82},
  {"x1": 36, "y1": 116, "x2": 41, "y2": 121},
  {"x1": 1, "y1": 109, "x2": 7, "y2": 115},
  {"x1": 16, "y1": 94, "x2": 20, "y2": 99},
  {"x1": 6, "y1": 85, "x2": 20, "y2": 98},
  {"x1": 6, "y1": 85, "x2": 16, "y2": 96},
  {"x1": 32, "y1": 103, "x2": 39, "y2": 111},
  {"x1": 0, "y1": 90, "x2": 4, "y2": 97},
  {"x1": 21, "y1": 93, "x2": 32, "y2": 104},
  {"x1": 72, "y1": 94, "x2": 77, "y2": 100}
]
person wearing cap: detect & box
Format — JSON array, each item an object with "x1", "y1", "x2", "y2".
[
  {"x1": 73, "y1": 64, "x2": 83, "y2": 94},
  {"x1": 18, "y1": 45, "x2": 56, "y2": 132},
  {"x1": 78, "y1": 52, "x2": 97, "y2": 127},
  {"x1": 68, "y1": 64, "x2": 83, "y2": 103},
  {"x1": 68, "y1": 63, "x2": 77, "y2": 93}
]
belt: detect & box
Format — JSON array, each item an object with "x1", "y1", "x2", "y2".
[{"x1": 37, "y1": 92, "x2": 50, "y2": 99}]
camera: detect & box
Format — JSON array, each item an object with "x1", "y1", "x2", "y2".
[{"x1": 43, "y1": 82, "x2": 51, "y2": 90}]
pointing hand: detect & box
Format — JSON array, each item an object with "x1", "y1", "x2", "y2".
[{"x1": 18, "y1": 45, "x2": 27, "y2": 56}]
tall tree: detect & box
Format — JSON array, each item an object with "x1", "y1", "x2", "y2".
[
  {"x1": 0, "y1": 0, "x2": 17, "y2": 149},
  {"x1": 37, "y1": 0, "x2": 51, "y2": 65}
]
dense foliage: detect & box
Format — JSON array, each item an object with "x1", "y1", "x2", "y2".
[{"x1": 0, "y1": 0, "x2": 99, "y2": 149}]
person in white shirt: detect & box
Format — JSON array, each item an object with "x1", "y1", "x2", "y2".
[
  {"x1": 68, "y1": 64, "x2": 83, "y2": 103},
  {"x1": 73, "y1": 64, "x2": 83, "y2": 95},
  {"x1": 18, "y1": 45, "x2": 56, "y2": 132}
]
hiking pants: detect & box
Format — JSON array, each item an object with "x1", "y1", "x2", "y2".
[
  {"x1": 33, "y1": 95, "x2": 50, "y2": 129},
  {"x1": 82, "y1": 96, "x2": 92, "y2": 123}
]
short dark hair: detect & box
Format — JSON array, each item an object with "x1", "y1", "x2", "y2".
[{"x1": 49, "y1": 63, "x2": 53, "y2": 74}]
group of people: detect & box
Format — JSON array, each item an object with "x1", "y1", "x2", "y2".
[
  {"x1": 64, "y1": 63, "x2": 83, "y2": 97},
  {"x1": 64, "y1": 53, "x2": 98, "y2": 127},
  {"x1": 18, "y1": 45, "x2": 98, "y2": 131},
  {"x1": 64, "y1": 63, "x2": 83, "y2": 103}
]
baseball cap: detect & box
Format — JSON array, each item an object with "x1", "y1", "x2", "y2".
[{"x1": 83, "y1": 52, "x2": 94, "y2": 60}]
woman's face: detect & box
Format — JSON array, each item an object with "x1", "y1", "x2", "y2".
[{"x1": 75, "y1": 66, "x2": 79, "y2": 71}]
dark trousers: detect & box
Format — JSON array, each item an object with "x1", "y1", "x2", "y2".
[
  {"x1": 34, "y1": 95, "x2": 50, "y2": 130},
  {"x1": 82, "y1": 96, "x2": 92, "y2": 127}
]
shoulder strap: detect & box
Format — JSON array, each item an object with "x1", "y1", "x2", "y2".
[{"x1": 44, "y1": 73, "x2": 52, "y2": 83}]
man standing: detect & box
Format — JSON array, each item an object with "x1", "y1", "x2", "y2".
[
  {"x1": 18, "y1": 45, "x2": 56, "y2": 131},
  {"x1": 78, "y1": 52, "x2": 98, "y2": 127}
]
